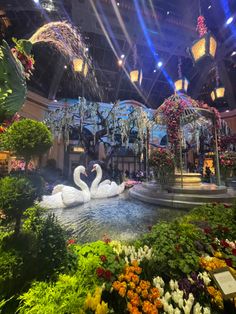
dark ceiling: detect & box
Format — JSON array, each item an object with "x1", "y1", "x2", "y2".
[{"x1": 1, "y1": 0, "x2": 236, "y2": 111}]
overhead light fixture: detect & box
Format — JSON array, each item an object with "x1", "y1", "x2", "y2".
[
  {"x1": 231, "y1": 51, "x2": 236, "y2": 56},
  {"x1": 85, "y1": 47, "x2": 89, "y2": 52},
  {"x1": 211, "y1": 66, "x2": 225, "y2": 101},
  {"x1": 208, "y1": 5, "x2": 211, "y2": 9},
  {"x1": 33, "y1": 0, "x2": 39, "y2": 3},
  {"x1": 174, "y1": 57, "x2": 189, "y2": 94},
  {"x1": 121, "y1": 54, "x2": 125, "y2": 59},
  {"x1": 189, "y1": 15, "x2": 217, "y2": 63},
  {"x1": 157, "y1": 61, "x2": 163, "y2": 68},
  {"x1": 129, "y1": 44, "x2": 142, "y2": 85},
  {"x1": 117, "y1": 2, "x2": 120, "y2": 6},
  {"x1": 211, "y1": 87, "x2": 225, "y2": 101},
  {"x1": 167, "y1": 11, "x2": 170, "y2": 15},
  {"x1": 130, "y1": 69, "x2": 143, "y2": 85},
  {"x1": 118, "y1": 59, "x2": 123, "y2": 66},
  {"x1": 73, "y1": 58, "x2": 88, "y2": 77},
  {"x1": 53, "y1": 99, "x2": 58, "y2": 102},
  {"x1": 153, "y1": 69, "x2": 157, "y2": 73},
  {"x1": 64, "y1": 65, "x2": 67, "y2": 69},
  {"x1": 225, "y1": 110, "x2": 229, "y2": 113},
  {"x1": 226, "y1": 16, "x2": 234, "y2": 25}
]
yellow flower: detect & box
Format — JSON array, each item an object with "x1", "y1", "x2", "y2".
[
  {"x1": 214, "y1": 251, "x2": 222, "y2": 258},
  {"x1": 95, "y1": 301, "x2": 109, "y2": 314}
]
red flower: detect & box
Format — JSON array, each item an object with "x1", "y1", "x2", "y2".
[
  {"x1": 223, "y1": 203, "x2": 231, "y2": 209},
  {"x1": 102, "y1": 234, "x2": 111, "y2": 244},
  {"x1": 67, "y1": 239, "x2": 76, "y2": 245},
  {"x1": 96, "y1": 267, "x2": 104, "y2": 278},
  {"x1": 203, "y1": 227, "x2": 212, "y2": 234},
  {"x1": 220, "y1": 240, "x2": 230, "y2": 248},
  {"x1": 225, "y1": 258, "x2": 232, "y2": 267},
  {"x1": 104, "y1": 270, "x2": 112, "y2": 281},
  {"x1": 100, "y1": 255, "x2": 107, "y2": 263}
]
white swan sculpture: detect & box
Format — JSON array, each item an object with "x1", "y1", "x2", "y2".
[
  {"x1": 40, "y1": 165, "x2": 90, "y2": 209},
  {"x1": 90, "y1": 163, "x2": 125, "y2": 198}
]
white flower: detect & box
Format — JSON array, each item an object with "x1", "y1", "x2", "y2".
[
  {"x1": 167, "y1": 304, "x2": 174, "y2": 314},
  {"x1": 198, "y1": 272, "x2": 211, "y2": 286},
  {"x1": 153, "y1": 276, "x2": 165, "y2": 288},
  {"x1": 178, "y1": 298, "x2": 184, "y2": 309},
  {"x1": 193, "y1": 302, "x2": 202, "y2": 314},
  {"x1": 203, "y1": 307, "x2": 211, "y2": 314},
  {"x1": 174, "y1": 308, "x2": 181, "y2": 314},
  {"x1": 169, "y1": 279, "x2": 175, "y2": 291},
  {"x1": 164, "y1": 292, "x2": 171, "y2": 302}
]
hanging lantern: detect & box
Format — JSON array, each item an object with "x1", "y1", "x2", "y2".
[
  {"x1": 130, "y1": 69, "x2": 143, "y2": 85},
  {"x1": 189, "y1": 16, "x2": 217, "y2": 63},
  {"x1": 174, "y1": 77, "x2": 189, "y2": 93},
  {"x1": 73, "y1": 58, "x2": 88, "y2": 77},
  {"x1": 211, "y1": 87, "x2": 225, "y2": 101}
]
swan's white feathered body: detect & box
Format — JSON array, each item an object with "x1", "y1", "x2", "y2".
[
  {"x1": 40, "y1": 166, "x2": 90, "y2": 208},
  {"x1": 90, "y1": 164, "x2": 125, "y2": 198}
]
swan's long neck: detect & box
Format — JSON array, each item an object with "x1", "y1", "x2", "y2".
[
  {"x1": 91, "y1": 166, "x2": 102, "y2": 190},
  {"x1": 74, "y1": 169, "x2": 89, "y2": 192}
]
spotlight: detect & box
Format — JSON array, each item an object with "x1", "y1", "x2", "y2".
[
  {"x1": 64, "y1": 65, "x2": 67, "y2": 69},
  {"x1": 167, "y1": 11, "x2": 170, "y2": 15},
  {"x1": 53, "y1": 99, "x2": 58, "y2": 102},
  {"x1": 118, "y1": 59, "x2": 123, "y2": 66},
  {"x1": 208, "y1": 5, "x2": 211, "y2": 9},
  {"x1": 226, "y1": 16, "x2": 234, "y2": 25},
  {"x1": 117, "y1": 2, "x2": 120, "y2": 6},
  {"x1": 153, "y1": 69, "x2": 157, "y2": 73},
  {"x1": 33, "y1": 0, "x2": 39, "y2": 3},
  {"x1": 121, "y1": 54, "x2": 125, "y2": 59},
  {"x1": 231, "y1": 51, "x2": 236, "y2": 56},
  {"x1": 85, "y1": 47, "x2": 89, "y2": 52},
  {"x1": 157, "y1": 61, "x2": 163, "y2": 68},
  {"x1": 225, "y1": 110, "x2": 229, "y2": 112}
]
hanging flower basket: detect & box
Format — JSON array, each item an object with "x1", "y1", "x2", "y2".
[{"x1": 149, "y1": 148, "x2": 175, "y2": 189}]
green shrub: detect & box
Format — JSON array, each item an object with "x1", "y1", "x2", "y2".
[
  {"x1": 0, "y1": 176, "x2": 37, "y2": 235},
  {"x1": 36, "y1": 214, "x2": 69, "y2": 280},
  {"x1": 138, "y1": 221, "x2": 209, "y2": 279},
  {"x1": 182, "y1": 203, "x2": 236, "y2": 239},
  {"x1": 2, "y1": 119, "x2": 52, "y2": 170}
]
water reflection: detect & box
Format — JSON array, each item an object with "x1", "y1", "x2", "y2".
[{"x1": 49, "y1": 192, "x2": 186, "y2": 243}]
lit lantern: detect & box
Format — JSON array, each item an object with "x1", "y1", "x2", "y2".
[
  {"x1": 211, "y1": 86, "x2": 225, "y2": 101},
  {"x1": 174, "y1": 77, "x2": 189, "y2": 93},
  {"x1": 73, "y1": 58, "x2": 88, "y2": 77},
  {"x1": 130, "y1": 69, "x2": 143, "y2": 85},
  {"x1": 190, "y1": 32, "x2": 217, "y2": 63}
]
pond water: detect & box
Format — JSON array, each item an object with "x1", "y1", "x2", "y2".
[{"x1": 50, "y1": 191, "x2": 186, "y2": 243}]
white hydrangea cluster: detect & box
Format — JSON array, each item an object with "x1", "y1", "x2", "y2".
[
  {"x1": 109, "y1": 241, "x2": 153, "y2": 263},
  {"x1": 152, "y1": 276, "x2": 211, "y2": 314},
  {"x1": 197, "y1": 272, "x2": 211, "y2": 286}
]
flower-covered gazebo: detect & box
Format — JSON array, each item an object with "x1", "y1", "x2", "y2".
[{"x1": 154, "y1": 93, "x2": 222, "y2": 186}]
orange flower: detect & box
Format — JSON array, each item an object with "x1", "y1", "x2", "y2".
[
  {"x1": 154, "y1": 299, "x2": 162, "y2": 308},
  {"x1": 140, "y1": 280, "x2": 151, "y2": 290},
  {"x1": 125, "y1": 274, "x2": 133, "y2": 282},
  {"x1": 141, "y1": 289, "x2": 149, "y2": 299},
  {"x1": 132, "y1": 274, "x2": 140, "y2": 284},
  {"x1": 112, "y1": 281, "x2": 121, "y2": 291},
  {"x1": 127, "y1": 290, "x2": 135, "y2": 300},
  {"x1": 118, "y1": 287, "x2": 126, "y2": 297},
  {"x1": 129, "y1": 282, "x2": 136, "y2": 290},
  {"x1": 142, "y1": 300, "x2": 158, "y2": 314},
  {"x1": 132, "y1": 260, "x2": 139, "y2": 267},
  {"x1": 130, "y1": 295, "x2": 140, "y2": 307},
  {"x1": 136, "y1": 286, "x2": 142, "y2": 294},
  {"x1": 135, "y1": 266, "x2": 142, "y2": 274},
  {"x1": 150, "y1": 287, "x2": 160, "y2": 299}
]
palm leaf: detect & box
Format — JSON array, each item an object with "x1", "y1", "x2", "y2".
[{"x1": 0, "y1": 40, "x2": 27, "y2": 121}]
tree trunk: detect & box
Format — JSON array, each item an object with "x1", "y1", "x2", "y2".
[{"x1": 14, "y1": 214, "x2": 21, "y2": 236}]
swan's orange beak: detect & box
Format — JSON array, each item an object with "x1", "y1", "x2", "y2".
[
  {"x1": 91, "y1": 166, "x2": 96, "y2": 172},
  {"x1": 84, "y1": 171, "x2": 88, "y2": 177}
]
